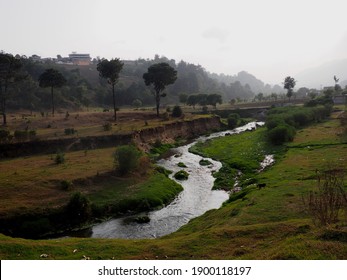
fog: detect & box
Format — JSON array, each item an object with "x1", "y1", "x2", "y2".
[{"x1": 1, "y1": 0, "x2": 347, "y2": 86}]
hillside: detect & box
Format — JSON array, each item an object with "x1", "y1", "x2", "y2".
[{"x1": 2, "y1": 53, "x2": 272, "y2": 114}]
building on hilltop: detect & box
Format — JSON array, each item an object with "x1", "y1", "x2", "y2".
[{"x1": 68, "y1": 52, "x2": 91, "y2": 65}]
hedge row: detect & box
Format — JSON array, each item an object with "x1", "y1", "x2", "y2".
[{"x1": 265, "y1": 105, "x2": 332, "y2": 145}]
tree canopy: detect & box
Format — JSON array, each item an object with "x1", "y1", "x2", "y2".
[
  {"x1": 284, "y1": 76, "x2": 296, "y2": 100},
  {"x1": 143, "y1": 62, "x2": 177, "y2": 116}
]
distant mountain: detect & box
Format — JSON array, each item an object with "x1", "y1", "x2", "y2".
[
  {"x1": 295, "y1": 58, "x2": 347, "y2": 89},
  {"x1": 209, "y1": 71, "x2": 285, "y2": 95}
]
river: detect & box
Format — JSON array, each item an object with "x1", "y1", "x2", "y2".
[{"x1": 88, "y1": 122, "x2": 264, "y2": 239}]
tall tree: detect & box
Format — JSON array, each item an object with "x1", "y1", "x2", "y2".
[
  {"x1": 38, "y1": 68, "x2": 66, "y2": 116},
  {"x1": 284, "y1": 76, "x2": 296, "y2": 101},
  {"x1": 143, "y1": 63, "x2": 177, "y2": 117},
  {"x1": 0, "y1": 53, "x2": 23, "y2": 125},
  {"x1": 97, "y1": 58, "x2": 124, "y2": 121}
]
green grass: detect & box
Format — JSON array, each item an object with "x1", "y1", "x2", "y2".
[
  {"x1": 190, "y1": 128, "x2": 285, "y2": 190},
  {"x1": 89, "y1": 172, "x2": 183, "y2": 211}
]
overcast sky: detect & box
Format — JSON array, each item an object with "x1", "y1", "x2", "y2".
[{"x1": 1, "y1": 0, "x2": 347, "y2": 85}]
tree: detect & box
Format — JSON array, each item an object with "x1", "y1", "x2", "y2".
[
  {"x1": 186, "y1": 94, "x2": 198, "y2": 109},
  {"x1": 255, "y1": 92, "x2": 264, "y2": 102},
  {"x1": 179, "y1": 93, "x2": 188, "y2": 104},
  {"x1": 206, "y1": 93, "x2": 222, "y2": 109},
  {"x1": 270, "y1": 93, "x2": 278, "y2": 101},
  {"x1": 284, "y1": 76, "x2": 296, "y2": 101},
  {"x1": 38, "y1": 68, "x2": 66, "y2": 116},
  {"x1": 132, "y1": 98, "x2": 142, "y2": 109},
  {"x1": 143, "y1": 62, "x2": 177, "y2": 117},
  {"x1": 114, "y1": 145, "x2": 141, "y2": 175},
  {"x1": 97, "y1": 58, "x2": 124, "y2": 121},
  {"x1": 0, "y1": 53, "x2": 23, "y2": 125}
]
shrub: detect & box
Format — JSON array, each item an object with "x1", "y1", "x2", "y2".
[
  {"x1": 14, "y1": 130, "x2": 28, "y2": 141},
  {"x1": 172, "y1": 105, "x2": 183, "y2": 117},
  {"x1": 304, "y1": 99, "x2": 318, "y2": 107},
  {"x1": 174, "y1": 170, "x2": 189, "y2": 180},
  {"x1": 113, "y1": 145, "x2": 141, "y2": 174},
  {"x1": 66, "y1": 192, "x2": 92, "y2": 224},
  {"x1": 265, "y1": 116, "x2": 285, "y2": 130},
  {"x1": 103, "y1": 122, "x2": 112, "y2": 131},
  {"x1": 61, "y1": 180, "x2": 73, "y2": 191},
  {"x1": 64, "y1": 128, "x2": 76, "y2": 135},
  {"x1": 55, "y1": 152, "x2": 65, "y2": 164},
  {"x1": 292, "y1": 111, "x2": 309, "y2": 127},
  {"x1": 227, "y1": 113, "x2": 240, "y2": 129},
  {"x1": 0, "y1": 129, "x2": 11, "y2": 143},
  {"x1": 132, "y1": 99, "x2": 142, "y2": 109},
  {"x1": 303, "y1": 169, "x2": 346, "y2": 226},
  {"x1": 268, "y1": 125, "x2": 296, "y2": 145}
]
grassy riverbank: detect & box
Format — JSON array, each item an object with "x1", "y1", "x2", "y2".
[
  {"x1": 0, "y1": 111, "x2": 346, "y2": 259},
  {"x1": 0, "y1": 145, "x2": 182, "y2": 237}
]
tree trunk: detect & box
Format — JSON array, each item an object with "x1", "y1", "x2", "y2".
[
  {"x1": 1, "y1": 98, "x2": 7, "y2": 126},
  {"x1": 112, "y1": 84, "x2": 117, "y2": 121},
  {"x1": 2, "y1": 112, "x2": 6, "y2": 126},
  {"x1": 155, "y1": 91, "x2": 160, "y2": 117},
  {"x1": 51, "y1": 86, "x2": 55, "y2": 116}
]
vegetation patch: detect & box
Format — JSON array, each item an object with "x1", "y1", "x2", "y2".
[
  {"x1": 177, "y1": 162, "x2": 187, "y2": 168},
  {"x1": 265, "y1": 105, "x2": 332, "y2": 145},
  {"x1": 191, "y1": 128, "x2": 284, "y2": 191},
  {"x1": 174, "y1": 170, "x2": 189, "y2": 180},
  {"x1": 199, "y1": 159, "x2": 212, "y2": 166}
]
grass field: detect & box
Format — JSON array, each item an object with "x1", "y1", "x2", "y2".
[
  {"x1": 0, "y1": 110, "x2": 346, "y2": 259},
  {"x1": 3, "y1": 110, "x2": 209, "y2": 141}
]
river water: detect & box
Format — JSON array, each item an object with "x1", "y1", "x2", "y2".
[{"x1": 89, "y1": 122, "x2": 264, "y2": 239}]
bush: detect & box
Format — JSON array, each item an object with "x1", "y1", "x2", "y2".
[
  {"x1": 66, "y1": 192, "x2": 92, "y2": 224},
  {"x1": 132, "y1": 99, "x2": 142, "y2": 109},
  {"x1": 172, "y1": 105, "x2": 183, "y2": 117},
  {"x1": 114, "y1": 145, "x2": 141, "y2": 174},
  {"x1": 227, "y1": 113, "x2": 240, "y2": 129},
  {"x1": 304, "y1": 99, "x2": 318, "y2": 107},
  {"x1": 103, "y1": 122, "x2": 112, "y2": 131},
  {"x1": 0, "y1": 129, "x2": 11, "y2": 143},
  {"x1": 265, "y1": 116, "x2": 285, "y2": 130},
  {"x1": 55, "y1": 152, "x2": 65, "y2": 164},
  {"x1": 14, "y1": 130, "x2": 28, "y2": 141},
  {"x1": 303, "y1": 169, "x2": 346, "y2": 226},
  {"x1": 64, "y1": 128, "x2": 76, "y2": 135},
  {"x1": 61, "y1": 180, "x2": 73, "y2": 191},
  {"x1": 268, "y1": 125, "x2": 296, "y2": 145}
]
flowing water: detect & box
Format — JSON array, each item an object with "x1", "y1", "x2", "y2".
[{"x1": 89, "y1": 122, "x2": 265, "y2": 239}]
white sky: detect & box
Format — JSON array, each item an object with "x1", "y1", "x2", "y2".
[{"x1": 1, "y1": 0, "x2": 347, "y2": 85}]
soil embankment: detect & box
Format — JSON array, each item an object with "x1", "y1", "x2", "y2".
[{"x1": 0, "y1": 116, "x2": 222, "y2": 158}]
